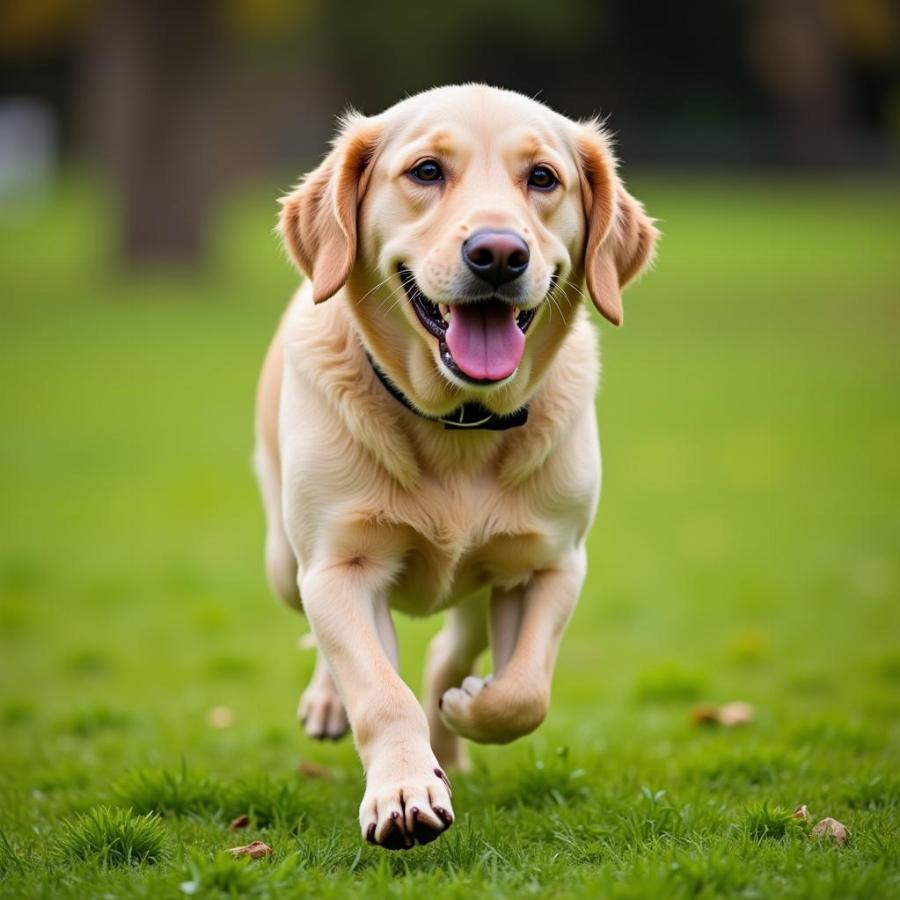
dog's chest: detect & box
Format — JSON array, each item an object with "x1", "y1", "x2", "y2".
[{"x1": 386, "y1": 473, "x2": 570, "y2": 615}]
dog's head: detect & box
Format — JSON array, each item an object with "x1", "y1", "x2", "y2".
[{"x1": 280, "y1": 85, "x2": 657, "y2": 412}]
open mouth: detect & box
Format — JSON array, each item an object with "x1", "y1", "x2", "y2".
[{"x1": 398, "y1": 266, "x2": 538, "y2": 385}]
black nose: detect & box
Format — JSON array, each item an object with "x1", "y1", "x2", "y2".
[{"x1": 462, "y1": 229, "x2": 530, "y2": 287}]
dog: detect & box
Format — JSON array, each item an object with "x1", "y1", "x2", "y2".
[{"x1": 254, "y1": 84, "x2": 657, "y2": 850}]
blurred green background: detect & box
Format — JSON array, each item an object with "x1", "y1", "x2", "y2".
[{"x1": 1, "y1": 1, "x2": 899, "y2": 897}]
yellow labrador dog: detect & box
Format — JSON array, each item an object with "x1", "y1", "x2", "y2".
[{"x1": 255, "y1": 84, "x2": 657, "y2": 850}]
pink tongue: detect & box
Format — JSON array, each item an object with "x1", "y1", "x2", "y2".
[{"x1": 445, "y1": 301, "x2": 525, "y2": 381}]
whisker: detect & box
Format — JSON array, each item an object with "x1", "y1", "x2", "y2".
[
  {"x1": 358, "y1": 271, "x2": 400, "y2": 305},
  {"x1": 548, "y1": 282, "x2": 582, "y2": 327},
  {"x1": 550, "y1": 293, "x2": 567, "y2": 326},
  {"x1": 377, "y1": 284, "x2": 411, "y2": 316},
  {"x1": 374, "y1": 282, "x2": 409, "y2": 315}
]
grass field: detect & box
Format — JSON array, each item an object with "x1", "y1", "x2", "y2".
[{"x1": 1, "y1": 173, "x2": 898, "y2": 898}]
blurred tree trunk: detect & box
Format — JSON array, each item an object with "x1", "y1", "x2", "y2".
[
  {"x1": 748, "y1": 0, "x2": 853, "y2": 165},
  {"x1": 79, "y1": 0, "x2": 222, "y2": 267}
]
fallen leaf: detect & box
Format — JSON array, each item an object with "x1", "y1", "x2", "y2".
[
  {"x1": 228, "y1": 813, "x2": 250, "y2": 831},
  {"x1": 228, "y1": 840, "x2": 273, "y2": 859},
  {"x1": 690, "y1": 704, "x2": 721, "y2": 725},
  {"x1": 297, "y1": 759, "x2": 331, "y2": 779},
  {"x1": 208, "y1": 706, "x2": 234, "y2": 729},
  {"x1": 811, "y1": 817, "x2": 849, "y2": 846},
  {"x1": 792, "y1": 804, "x2": 810, "y2": 821},
  {"x1": 718, "y1": 701, "x2": 755, "y2": 727}
]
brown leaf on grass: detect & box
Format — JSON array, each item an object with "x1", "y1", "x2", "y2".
[
  {"x1": 690, "y1": 704, "x2": 721, "y2": 725},
  {"x1": 718, "y1": 701, "x2": 755, "y2": 726},
  {"x1": 297, "y1": 759, "x2": 331, "y2": 779},
  {"x1": 208, "y1": 706, "x2": 234, "y2": 729},
  {"x1": 228, "y1": 813, "x2": 250, "y2": 831},
  {"x1": 689, "y1": 701, "x2": 755, "y2": 727},
  {"x1": 792, "y1": 804, "x2": 810, "y2": 821},
  {"x1": 228, "y1": 840, "x2": 273, "y2": 859},
  {"x1": 811, "y1": 817, "x2": 849, "y2": 846}
]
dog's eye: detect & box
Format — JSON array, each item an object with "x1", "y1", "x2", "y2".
[
  {"x1": 528, "y1": 165, "x2": 558, "y2": 191},
  {"x1": 409, "y1": 160, "x2": 444, "y2": 184}
]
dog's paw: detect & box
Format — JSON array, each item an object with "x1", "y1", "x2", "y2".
[
  {"x1": 438, "y1": 675, "x2": 491, "y2": 738},
  {"x1": 297, "y1": 685, "x2": 349, "y2": 740},
  {"x1": 439, "y1": 674, "x2": 547, "y2": 743},
  {"x1": 359, "y1": 764, "x2": 454, "y2": 850}
]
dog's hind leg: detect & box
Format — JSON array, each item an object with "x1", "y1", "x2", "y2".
[
  {"x1": 254, "y1": 442, "x2": 350, "y2": 739},
  {"x1": 422, "y1": 595, "x2": 488, "y2": 771},
  {"x1": 298, "y1": 650, "x2": 350, "y2": 739}
]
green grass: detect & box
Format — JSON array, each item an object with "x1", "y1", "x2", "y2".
[
  {"x1": 55, "y1": 806, "x2": 168, "y2": 867},
  {"x1": 1, "y1": 171, "x2": 898, "y2": 898}
]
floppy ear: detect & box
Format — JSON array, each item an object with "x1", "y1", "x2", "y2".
[
  {"x1": 578, "y1": 124, "x2": 659, "y2": 325},
  {"x1": 278, "y1": 114, "x2": 382, "y2": 304}
]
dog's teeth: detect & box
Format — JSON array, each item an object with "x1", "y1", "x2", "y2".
[{"x1": 439, "y1": 304, "x2": 450, "y2": 321}]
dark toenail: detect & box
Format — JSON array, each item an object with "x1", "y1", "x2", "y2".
[
  {"x1": 366, "y1": 823, "x2": 376, "y2": 843},
  {"x1": 434, "y1": 767, "x2": 452, "y2": 794},
  {"x1": 435, "y1": 806, "x2": 454, "y2": 826}
]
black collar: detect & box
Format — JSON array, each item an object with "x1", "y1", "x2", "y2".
[{"x1": 366, "y1": 354, "x2": 528, "y2": 431}]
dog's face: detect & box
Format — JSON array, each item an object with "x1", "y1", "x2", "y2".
[
  {"x1": 358, "y1": 90, "x2": 587, "y2": 389},
  {"x1": 280, "y1": 86, "x2": 657, "y2": 410}
]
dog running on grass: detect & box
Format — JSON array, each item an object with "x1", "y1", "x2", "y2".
[{"x1": 254, "y1": 84, "x2": 658, "y2": 850}]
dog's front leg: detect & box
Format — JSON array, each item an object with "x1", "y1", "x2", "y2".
[
  {"x1": 300, "y1": 563, "x2": 453, "y2": 850},
  {"x1": 438, "y1": 547, "x2": 586, "y2": 744}
]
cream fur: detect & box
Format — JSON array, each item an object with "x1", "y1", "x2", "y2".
[{"x1": 254, "y1": 84, "x2": 657, "y2": 850}]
